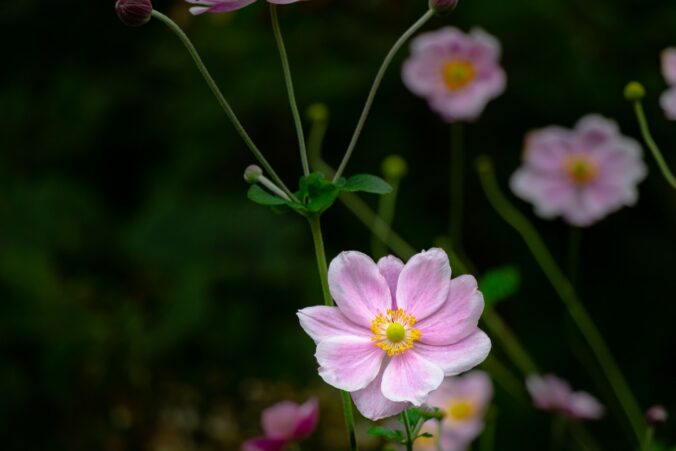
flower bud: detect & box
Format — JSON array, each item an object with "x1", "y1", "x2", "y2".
[
  {"x1": 244, "y1": 165, "x2": 263, "y2": 184},
  {"x1": 115, "y1": 0, "x2": 153, "y2": 27},
  {"x1": 429, "y1": 0, "x2": 458, "y2": 14},
  {"x1": 645, "y1": 405, "x2": 668, "y2": 427},
  {"x1": 381, "y1": 155, "x2": 408, "y2": 180},
  {"x1": 306, "y1": 103, "x2": 329, "y2": 123},
  {"x1": 624, "y1": 81, "x2": 646, "y2": 102}
]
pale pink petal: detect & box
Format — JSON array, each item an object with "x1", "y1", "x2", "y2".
[
  {"x1": 417, "y1": 275, "x2": 484, "y2": 345},
  {"x1": 468, "y1": 27, "x2": 501, "y2": 62},
  {"x1": 660, "y1": 87, "x2": 676, "y2": 120},
  {"x1": 402, "y1": 52, "x2": 447, "y2": 98},
  {"x1": 328, "y1": 251, "x2": 391, "y2": 327},
  {"x1": 381, "y1": 352, "x2": 445, "y2": 405},
  {"x1": 526, "y1": 374, "x2": 572, "y2": 411},
  {"x1": 662, "y1": 48, "x2": 676, "y2": 85},
  {"x1": 414, "y1": 330, "x2": 491, "y2": 376},
  {"x1": 568, "y1": 392, "x2": 604, "y2": 420},
  {"x1": 268, "y1": 0, "x2": 305, "y2": 3},
  {"x1": 293, "y1": 398, "x2": 319, "y2": 439},
  {"x1": 262, "y1": 401, "x2": 301, "y2": 439},
  {"x1": 297, "y1": 306, "x2": 369, "y2": 344},
  {"x1": 377, "y1": 255, "x2": 404, "y2": 309},
  {"x1": 574, "y1": 114, "x2": 620, "y2": 150},
  {"x1": 187, "y1": 0, "x2": 257, "y2": 15},
  {"x1": 316, "y1": 336, "x2": 384, "y2": 392},
  {"x1": 351, "y1": 363, "x2": 410, "y2": 421},
  {"x1": 510, "y1": 169, "x2": 575, "y2": 218},
  {"x1": 395, "y1": 248, "x2": 451, "y2": 320},
  {"x1": 523, "y1": 127, "x2": 573, "y2": 172}
]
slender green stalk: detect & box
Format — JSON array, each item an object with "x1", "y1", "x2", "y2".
[
  {"x1": 307, "y1": 105, "x2": 329, "y2": 165},
  {"x1": 435, "y1": 420, "x2": 443, "y2": 451},
  {"x1": 151, "y1": 11, "x2": 296, "y2": 201},
  {"x1": 550, "y1": 415, "x2": 566, "y2": 451},
  {"x1": 306, "y1": 215, "x2": 358, "y2": 451},
  {"x1": 450, "y1": 122, "x2": 465, "y2": 249},
  {"x1": 482, "y1": 308, "x2": 539, "y2": 376},
  {"x1": 481, "y1": 355, "x2": 528, "y2": 403},
  {"x1": 333, "y1": 9, "x2": 436, "y2": 182},
  {"x1": 568, "y1": 226, "x2": 582, "y2": 287},
  {"x1": 270, "y1": 5, "x2": 310, "y2": 176},
  {"x1": 476, "y1": 156, "x2": 645, "y2": 443},
  {"x1": 632, "y1": 100, "x2": 676, "y2": 190},
  {"x1": 402, "y1": 409, "x2": 415, "y2": 451},
  {"x1": 569, "y1": 422, "x2": 602, "y2": 451},
  {"x1": 479, "y1": 408, "x2": 497, "y2": 451},
  {"x1": 642, "y1": 427, "x2": 654, "y2": 451},
  {"x1": 371, "y1": 177, "x2": 401, "y2": 258}
]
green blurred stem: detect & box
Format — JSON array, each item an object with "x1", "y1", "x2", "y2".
[
  {"x1": 371, "y1": 177, "x2": 401, "y2": 258},
  {"x1": 481, "y1": 355, "x2": 528, "y2": 403},
  {"x1": 270, "y1": 5, "x2": 309, "y2": 176},
  {"x1": 402, "y1": 409, "x2": 414, "y2": 451},
  {"x1": 332, "y1": 9, "x2": 436, "y2": 182},
  {"x1": 632, "y1": 100, "x2": 676, "y2": 191},
  {"x1": 435, "y1": 420, "x2": 443, "y2": 451},
  {"x1": 151, "y1": 11, "x2": 297, "y2": 201},
  {"x1": 476, "y1": 156, "x2": 645, "y2": 444},
  {"x1": 642, "y1": 427, "x2": 654, "y2": 451},
  {"x1": 567, "y1": 227, "x2": 581, "y2": 287},
  {"x1": 450, "y1": 122, "x2": 465, "y2": 250},
  {"x1": 570, "y1": 422, "x2": 602, "y2": 451},
  {"x1": 306, "y1": 214, "x2": 359, "y2": 451},
  {"x1": 482, "y1": 308, "x2": 538, "y2": 376},
  {"x1": 550, "y1": 415, "x2": 566, "y2": 451},
  {"x1": 479, "y1": 408, "x2": 497, "y2": 451}
]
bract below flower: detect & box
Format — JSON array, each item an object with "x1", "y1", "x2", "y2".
[
  {"x1": 526, "y1": 374, "x2": 604, "y2": 420},
  {"x1": 402, "y1": 27, "x2": 506, "y2": 122},
  {"x1": 510, "y1": 114, "x2": 647, "y2": 227},
  {"x1": 242, "y1": 398, "x2": 319, "y2": 451},
  {"x1": 298, "y1": 249, "x2": 491, "y2": 421},
  {"x1": 187, "y1": 0, "x2": 306, "y2": 15}
]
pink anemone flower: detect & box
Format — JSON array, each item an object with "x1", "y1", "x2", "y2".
[
  {"x1": 402, "y1": 27, "x2": 506, "y2": 122},
  {"x1": 660, "y1": 48, "x2": 676, "y2": 120},
  {"x1": 298, "y1": 249, "x2": 491, "y2": 421},
  {"x1": 241, "y1": 398, "x2": 319, "y2": 451},
  {"x1": 526, "y1": 374, "x2": 604, "y2": 420},
  {"x1": 510, "y1": 114, "x2": 647, "y2": 227},
  {"x1": 187, "y1": 0, "x2": 306, "y2": 15}
]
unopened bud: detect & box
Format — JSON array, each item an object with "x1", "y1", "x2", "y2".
[
  {"x1": 115, "y1": 0, "x2": 153, "y2": 27},
  {"x1": 645, "y1": 405, "x2": 668, "y2": 427},
  {"x1": 429, "y1": 0, "x2": 458, "y2": 14},
  {"x1": 381, "y1": 155, "x2": 408, "y2": 180},
  {"x1": 624, "y1": 81, "x2": 646, "y2": 102},
  {"x1": 306, "y1": 103, "x2": 329, "y2": 123},
  {"x1": 244, "y1": 165, "x2": 263, "y2": 184}
]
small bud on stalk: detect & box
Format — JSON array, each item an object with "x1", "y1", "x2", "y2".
[
  {"x1": 381, "y1": 155, "x2": 408, "y2": 181},
  {"x1": 306, "y1": 103, "x2": 329, "y2": 123},
  {"x1": 244, "y1": 165, "x2": 263, "y2": 184},
  {"x1": 624, "y1": 81, "x2": 646, "y2": 102},
  {"x1": 645, "y1": 405, "x2": 668, "y2": 427},
  {"x1": 116, "y1": 0, "x2": 153, "y2": 27},
  {"x1": 429, "y1": 0, "x2": 458, "y2": 15}
]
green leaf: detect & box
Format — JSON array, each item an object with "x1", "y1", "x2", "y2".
[
  {"x1": 247, "y1": 185, "x2": 287, "y2": 206},
  {"x1": 417, "y1": 433, "x2": 434, "y2": 439},
  {"x1": 341, "y1": 174, "x2": 393, "y2": 194},
  {"x1": 367, "y1": 426, "x2": 404, "y2": 441},
  {"x1": 298, "y1": 172, "x2": 341, "y2": 213},
  {"x1": 479, "y1": 266, "x2": 521, "y2": 307}
]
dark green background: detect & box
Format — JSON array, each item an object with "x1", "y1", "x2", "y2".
[{"x1": 1, "y1": 0, "x2": 675, "y2": 449}]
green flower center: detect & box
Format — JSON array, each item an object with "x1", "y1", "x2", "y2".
[{"x1": 385, "y1": 323, "x2": 406, "y2": 343}]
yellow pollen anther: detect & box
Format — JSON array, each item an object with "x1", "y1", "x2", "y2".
[
  {"x1": 371, "y1": 308, "x2": 421, "y2": 357},
  {"x1": 448, "y1": 400, "x2": 475, "y2": 421},
  {"x1": 564, "y1": 155, "x2": 598, "y2": 185},
  {"x1": 442, "y1": 60, "x2": 476, "y2": 91}
]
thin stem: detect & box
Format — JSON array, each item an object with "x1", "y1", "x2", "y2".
[
  {"x1": 151, "y1": 11, "x2": 297, "y2": 201},
  {"x1": 642, "y1": 427, "x2": 654, "y2": 451},
  {"x1": 569, "y1": 422, "x2": 602, "y2": 451},
  {"x1": 567, "y1": 226, "x2": 581, "y2": 287},
  {"x1": 270, "y1": 5, "x2": 310, "y2": 176},
  {"x1": 476, "y1": 156, "x2": 645, "y2": 444},
  {"x1": 632, "y1": 100, "x2": 676, "y2": 190},
  {"x1": 435, "y1": 420, "x2": 443, "y2": 451},
  {"x1": 307, "y1": 107, "x2": 329, "y2": 168},
  {"x1": 402, "y1": 409, "x2": 414, "y2": 451},
  {"x1": 482, "y1": 308, "x2": 539, "y2": 376},
  {"x1": 481, "y1": 355, "x2": 528, "y2": 403},
  {"x1": 371, "y1": 178, "x2": 401, "y2": 258},
  {"x1": 479, "y1": 408, "x2": 497, "y2": 451},
  {"x1": 306, "y1": 215, "x2": 358, "y2": 451},
  {"x1": 450, "y1": 122, "x2": 465, "y2": 250},
  {"x1": 333, "y1": 9, "x2": 436, "y2": 182},
  {"x1": 550, "y1": 415, "x2": 567, "y2": 451},
  {"x1": 259, "y1": 175, "x2": 292, "y2": 201}
]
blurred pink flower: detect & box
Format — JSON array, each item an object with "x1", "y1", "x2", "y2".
[
  {"x1": 510, "y1": 114, "x2": 647, "y2": 227},
  {"x1": 187, "y1": 0, "x2": 306, "y2": 15},
  {"x1": 298, "y1": 249, "x2": 491, "y2": 421},
  {"x1": 526, "y1": 374, "x2": 604, "y2": 420},
  {"x1": 241, "y1": 398, "x2": 319, "y2": 451},
  {"x1": 660, "y1": 48, "x2": 676, "y2": 120},
  {"x1": 402, "y1": 27, "x2": 506, "y2": 122}
]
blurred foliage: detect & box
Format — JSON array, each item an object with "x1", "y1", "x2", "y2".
[{"x1": 1, "y1": 0, "x2": 676, "y2": 449}]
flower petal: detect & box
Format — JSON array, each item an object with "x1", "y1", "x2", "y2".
[
  {"x1": 417, "y1": 275, "x2": 484, "y2": 345},
  {"x1": 396, "y1": 248, "x2": 451, "y2": 320},
  {"x1": 414, "y1": 330, "x2": 491, "y2": 376},
  {"x1": 351, "y1": 363, "x2": 410, "y2": 421},
  {"x1": 316, "y1": 336, "x2": 384, "y2": 392},
  {"x1": 241, "y1": 437, "x2": 287, "y2": 451},
  {"x1": 377, "y1": 255, "x2": 404, "y2": 309},
  {"x1": 381, "y1": 351, "x2": 444, "y2": 405},
  {"x1": 662, "y1": 47, "x2": 676, "y2": 85},
  {"x1": 568, "y1": 392, "x2": 604, "y2": 420},
  {"x1": 293, "y1": 398, "x2": 319, "y2": 439},
  {"x1": 328, "y1": 251, "x2": 392, "y2": 327},
  {"x1": 660, "y1": 87, "x2": 676, "y2": 120},
  {"x1": 262, "y1": 401, "x2": 301, "y2": 439},
  {"x1": 297, "y1": 306, "x2": 368, "y2": 344}
]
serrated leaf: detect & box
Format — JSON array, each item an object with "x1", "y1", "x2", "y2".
[
  {"x1": 298, "y1": 172, "x2": 341, "y2": 213},
  {"x1": 367, "y1": 426, "x2": 404, "y2": 441},
  {"x1": 341, "y1": 174, "x2": 393, "y2": 194},
  {"x1": 479, "y1": 266, "x2": 521, "y2": 307},
  {"x1": 247, "y1": 185, "x2": 287, "y2": 206}
]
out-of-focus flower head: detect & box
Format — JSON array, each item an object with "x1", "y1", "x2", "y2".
[
  {"x1": 645, "y1": 405, "x2": 668, "y2": 427},
  {"x1": 429, "y1": 0, "x2": 459, "y2": 15},
  {"x1": 402, "y1": 27, "x2": 506, "y2": 122},
  {"x1": 660, "y1": 48, "x2": 676, "y2": 120},
  {"x1": 241, "y1": 398, "x2": 319, "y2": 451},
  {"x1": 510, "y1": 114, "x2": 647, "y2": 227},
  {"x1": 186, "y1": 0, "x2": 307, "y2": 15},
  {"x1": 298, "y1": 249, "x2": 491, "y2": 421},
  {"x1": 526, "y1": 374, "x2": 604, "y2": 420},
  {"x1": 115, "y1": 0, "x2": 153, "y2": 26}
]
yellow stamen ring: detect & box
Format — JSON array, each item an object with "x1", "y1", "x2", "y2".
[{"x1": 371, "y1": 308, "x2": 421, "y2": 357}]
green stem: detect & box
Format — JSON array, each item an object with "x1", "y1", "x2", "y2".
[
  {"x1": 482, "y1": 308, "x2": 539, "y2": 376},
  {"x1": 481, "y1": 355, "x2": 528, "y2": 403},
  {"x1": 435, "y1": 420, "x2": 443, "y2": 451},
  {"x1": 402, "y1": 409, "x2": 414, "y2": 451},
  {"x1": 151, "y1": 10, "x2": 296, "y2": 201},
  {"x1": 270, "y1": 5, "x2": 310, "y2": 176},
  {"x1": 550, "y1": 415, "x2": 567, "y2": 451},
  {"x1": 479, "y1": 408, "x2": 498, "y2": 451},
  {"x1": 569, "y1": 422, "x2": 602, "y2": 451},
  {"x1": 567, "y1": 226, "x2": 581, "y2": 288},
  {"x1": 632, "y1": 100, "x2": 676, "y2": 191},
  {"x1": 642, "y1": 427, "x2": 654, "y2": 451},
  {"x1": 476, "y1": 156, "x2": 645, "y2": 444},
  {"x1": 450, "y1": 122, "x2": 465, "y2": 250},
  {"x1": 371, "y1": 178, "x2": 401, "y2": 258},
  {"x1": 306, "y1": 214, "x2": 358, "y2": 451},
  {"x1": 333, "y1": 9, "x2": 436, "y2": 182}
]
